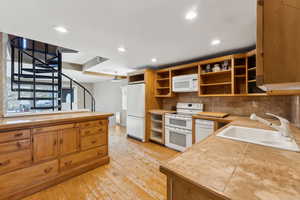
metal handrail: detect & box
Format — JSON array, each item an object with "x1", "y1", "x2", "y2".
[{"x1": 10, "y1": 38, "x2": 95, "y2": 112}]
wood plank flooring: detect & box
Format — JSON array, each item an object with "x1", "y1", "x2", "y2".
[{"x1": 23, "y1": 126, "x2": 178, "y2": 200}]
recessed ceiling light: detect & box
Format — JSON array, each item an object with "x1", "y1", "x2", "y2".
[
  {"x1": 185, "y1": 8, "x2": 198, "y2": 21},
  {"x1": 211, "y1": 39, "x2": 221, "y2": 46},
  {"x1": 118, "y1": 46, "x2": 126, "y2": 53},
  {"x1": 151, "y1": 58, "x2": 157, "y2": 63},
  {"x1": 54, "y1": 26, "x2": 68, "y2": 33}
]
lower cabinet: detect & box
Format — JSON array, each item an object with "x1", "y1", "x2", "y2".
[
  {"x1": 0, "y1": 149, "x2": 32, "y2": 175},
  {"x1": 33, "y1": 131, "x2": 58, "y2": 163},
  {"x1": 60, "y1": 146, "x2": 107, "y2": 171},
  {"x1": 0, "y1": 119, "x2": 109, "y2": 200},
  {"x1": 33, "y1": 127, "x2": 80, "y2": 162},
  {"x1": 0, "y1": 160, "x2": 58, "y2": 197},
  {"x1": 59, "y1": 128, "x2": 79, "y2": 156}
]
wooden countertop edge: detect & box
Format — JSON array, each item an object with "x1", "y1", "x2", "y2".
[
  {"x1": 0, "y1": 113, "x2": 114, "y2": 131},
  {"x1": 159, "y1": 165, "x2": 230, "y2": 200},
  {"x1": 148, "y1": 110, "x2": 176, "y2": 115}
]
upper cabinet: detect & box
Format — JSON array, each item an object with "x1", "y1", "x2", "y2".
[{"x1": 256, "y1": 0, "x2": 300, "y2": 93}]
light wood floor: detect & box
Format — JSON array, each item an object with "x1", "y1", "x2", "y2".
[{"x1": 23, "y1": 126, "x2": 178, "y2": 200}]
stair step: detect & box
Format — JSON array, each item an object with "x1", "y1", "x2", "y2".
[
  {"x1": 46, "y1": 60, "x2": 58, "y2": 65},
  {"x1": 35, "y1": 63, "x2": 58, "y2": 69},
  {"x1": 12, "y1": 80, "x2": 58, "y2": 86},
  {"x1": 12, "y1": 88, "x2": 58, "y2": 93},
  {"x1": 18, "y1": 97, "x2": 55, "y2": 101},
  {"x1": 14, "y1": 74, "x2": 58, "y2": 79},
  {"x1": 22, "y1": 68, "x2": 56, "y2": 74},
  {"x1": 31, "y1": 106, "x2": 60, "y2": 110}
]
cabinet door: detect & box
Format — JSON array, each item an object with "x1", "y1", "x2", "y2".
[
  {"x1": 257, "y1": 0, "x2": 300, "y2": 85},
  {"x1": 59, "y1": 128, "x2": 79, "y2": 156},
  {"x1": 33, "y1": 131, "x2": 58, "y2": 163}
]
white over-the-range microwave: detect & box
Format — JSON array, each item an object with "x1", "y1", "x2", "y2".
[{"x1": 172, "y1": 74, "x2": 198, "y2": 92}]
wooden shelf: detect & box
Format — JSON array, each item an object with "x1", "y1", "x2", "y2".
[
  {"x1": 200, "y1": 82, "x2": 232, "y2": 87},
  {"x1": 150, "y1": 135, "x2": 163, "y2": 143},
  {"x1": 235, "y1": 75, "x2": 246, "y2": 78},
  {"x1": 234, "y1": 65, "x2": 246, "y2": 69},
  {"x1": 151, "y1": 119, "x2": 162, "y2": 123},
  {"x1": 199, "y1": 94, "x2": 233, "y2": 97},
  {"x1": 156, "y1": 87, "x2": 170, "y2": 90},
  {"x1": 248, "y1": 79, "x2": 256, "y2": 83},
  {"x1": 200, "y1": 70, "x2": 231, "y2": 76},
  {"x1": 151, "y1": 127, "x2": 162, "y2": 133},
  {"x1": 248, "y1": 67, "x2": 256, "y2": 71},
  {"x1": 155, "y1": 94, "x2": 172, "y2": 98},
  {"x1": 157, "y1": 78, "x2": 170, "y2": 81}
]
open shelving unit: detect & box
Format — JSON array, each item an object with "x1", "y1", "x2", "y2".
[
  {"x1": 150, "y1": 113, "x2": 164, "y2": 144},
  {"x1": 246, "y1": 50, "x2": 266, "y2": 95},
  {"x1": 199, "y1": 55, "x2": 234, "y2": 96},
  {"x1": 153, "y1": 50, "x2": 266, "y2": 97},
  {"x1": 155, "y1": 69, "x2": 173, "y2": 97}
]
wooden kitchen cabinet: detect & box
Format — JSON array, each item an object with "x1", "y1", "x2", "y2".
[
  {"x1": 59, "y1": 128, "x2": 79, "y2": 156},
  {"x1": 256, "y1": 0, "x2": 300, "y2": 91},
  {"x1": 0, "y1": 113, "x2": 112, "y2": 200},
  {"x1": 33, "y1": 131, "x2": 58, "y2": 163}
]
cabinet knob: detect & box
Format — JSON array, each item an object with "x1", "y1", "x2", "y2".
[
  {"x1": 44, "y1": 167, "x2": 53, "y2": 174},
  {"x1": 0, "y1": 160, "x2": 10, "y2": 167},
  {"x1": 65, "y1": 161, "x2": 73, "y2": 166},
  {"x1": 14, "y1": 133, "x2": 23, "y2": 138}
]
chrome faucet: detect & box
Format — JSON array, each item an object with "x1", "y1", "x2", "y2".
[{"x1": 250, "y1": 113, "x2": 293, "y2": 139}]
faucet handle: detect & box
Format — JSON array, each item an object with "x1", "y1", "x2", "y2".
[{"x1": 265, "y1": 113, "x2": 289, "y2": 124}]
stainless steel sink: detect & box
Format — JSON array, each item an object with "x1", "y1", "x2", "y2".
[{"x1": 216, "y1": 126, "x2": 300, "y2": 152}]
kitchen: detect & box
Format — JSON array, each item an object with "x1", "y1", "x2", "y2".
[{"x1": 0, "y1": 0, "x2": 299, "y2": 200}]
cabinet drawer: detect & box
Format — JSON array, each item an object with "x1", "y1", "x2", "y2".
[
  {"x1": 0, "y1": 139, "x2": 31, "y2": 154},
  {"x1": 32, "y1": 123, "x2": 75, "y2": 133},
  {"x1": 80, "y1": 126, "x2": 106, "y2": 137},
  {"x1": 77, "y1": 120, "x2": 107, "y2": 129},
  {"x1": 0, "y1": 160, "x2": 58, "y2": 195},
  {"x1": 60, "y1": 146, "x2": 107, "y2": 171},
  {"x1": 0, "y1": 129, "x2": 30, "y2": 143},
  {"x1": 0, "y1": 149, "x2": 32, "y2": 175},
  {"x1": 81, "y1": 133, "x2": 107, "y2": 150}
]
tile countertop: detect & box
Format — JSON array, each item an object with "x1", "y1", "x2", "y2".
[
  {"x1": 0, "y1": 112, "x2": 114, "y2": 131},
  {"x1": 160, "y1": 116, "x2": 300, "y2": 200}
]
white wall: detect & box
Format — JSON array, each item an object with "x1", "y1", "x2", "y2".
[
  {"x1": 93, "y1": 79, "x2": 127, "y2": 126},
  {"x1": 62, "y1": 82, "x2": 94, "y2": 111}
]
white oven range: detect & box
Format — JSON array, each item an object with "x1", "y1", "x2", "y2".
[{"x1": 165, "y1": 103, "x2": 203, "y2": 152}]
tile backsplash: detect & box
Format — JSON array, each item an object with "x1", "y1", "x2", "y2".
[{"x1": 163, "y1": 93, "x2": 300, "y2": 127}]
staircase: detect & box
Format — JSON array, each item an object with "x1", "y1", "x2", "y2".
[{"x1": 9, "y1": 36, "x2": 95, "y2": 112}]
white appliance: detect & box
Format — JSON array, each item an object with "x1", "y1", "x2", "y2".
[
  {"x1": 172, "y1": 74, "x2": 198, "y2": 92},
  {"x1": 165, "y1": 103, "x2": 203, "y2": 152},
  {"x1": 195, "y1": 119, "x2": 214, "y2": 143},
  {"x1": 127, "y1": 83, "x2": 146, "y2": 142}
]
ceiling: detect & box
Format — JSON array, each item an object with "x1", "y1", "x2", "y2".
[{"x1": 0, "y1": 0, "x2": 256, "y2": 81}]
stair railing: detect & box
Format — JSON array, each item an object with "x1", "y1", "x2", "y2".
[{"x1": 10, "y1": 37, "x2": 95, "y2": 112}]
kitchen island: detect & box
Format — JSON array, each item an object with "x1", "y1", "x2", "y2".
[
  {"x1": 160, "y1": 117, "x2": 300, "y2": 200},
  {"x1": 0, "y1": 111, "x2": 113, "y2": 200}
]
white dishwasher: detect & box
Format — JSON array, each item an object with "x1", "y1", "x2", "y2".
[{"x1": 195, "y1": 119, "x2": 214, "y2": 143}]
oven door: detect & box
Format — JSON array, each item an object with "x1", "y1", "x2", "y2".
[
  {"x1": 165, "y1": 127, "x2": 192, "y2": 152},
  {"x1": 165, "y1": 115, "x2": 192, "y2": 130}
]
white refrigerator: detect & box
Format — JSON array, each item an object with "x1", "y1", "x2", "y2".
[{"x1": 127, "y1": 83, "x2": 145, "y2": 142}]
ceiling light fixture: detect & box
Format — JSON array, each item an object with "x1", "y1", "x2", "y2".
[
  {"x1": 118, "y1": 46, "x2": 126, "y2": 53},
  {"x1": 185, "y1": 8, "x2": 198, "y2": 21},
  {"x1": 211, "y1": 39, "x2": 221, "y2": 46},
  {"x1": 54, "y1": 26, "x2": 68, "y2": 33},
  {"x1": 151, "y1": 58, "x2": 157, "y2": 63}
]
